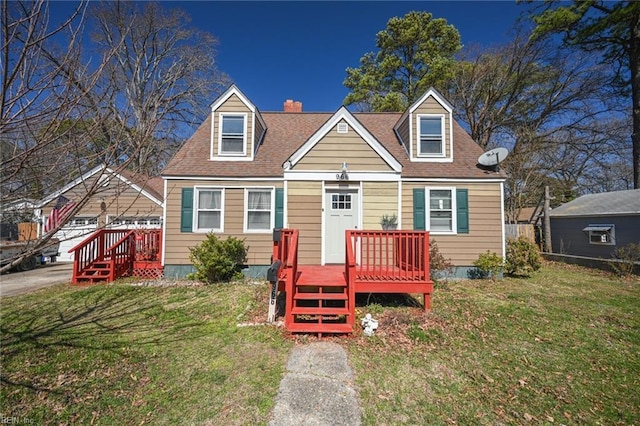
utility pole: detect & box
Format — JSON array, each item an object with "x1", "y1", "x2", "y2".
[{"x1": 544, "y1": 186, "x2": 552, "y2": 253}]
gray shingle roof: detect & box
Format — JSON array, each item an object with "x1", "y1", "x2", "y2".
[{"x1": 549, "y1": 189, "x2": 640, "y2": 217}]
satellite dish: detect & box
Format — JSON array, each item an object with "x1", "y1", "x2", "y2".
[{"x1": 478, "y1": 147, "x2": 509, "y2": 169}]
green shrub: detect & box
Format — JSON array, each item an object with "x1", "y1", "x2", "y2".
[
  {"x1": 430, "y1": 239, "x2": 453, "y2": 280},
  {"x1": 187, "y1": 233, "x2": 248, "y2": 284},
  {"x1": 472, "y1": 250, "x2": 504, "y2": 280},
  {"x1": 505, "y1": 237, "x2": 541, "y2": 277},
  {"x1": 610, "y1": 242, "x2": 640, "y2": 277}
]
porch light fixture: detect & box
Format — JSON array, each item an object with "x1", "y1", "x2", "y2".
[{"x1": 337, "y1": 162, "x2": 348, "y2": 180}]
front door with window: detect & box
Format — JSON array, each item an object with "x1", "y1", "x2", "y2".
[{"x1": 324, "y1": 189, "x2": 359, "y2": 264}]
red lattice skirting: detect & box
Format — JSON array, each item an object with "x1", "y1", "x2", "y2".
[{"x1": 133, "y1": 261, "x2": 164, "y2": 280}]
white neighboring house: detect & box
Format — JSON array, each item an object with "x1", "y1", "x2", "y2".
[{"x1": 36, "y1": 165, "x2": 164, "y2": 262}]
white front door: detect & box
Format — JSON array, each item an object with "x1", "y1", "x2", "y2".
[{"x1": 324, "y1": 189, "x2": 359, "y2": 264}]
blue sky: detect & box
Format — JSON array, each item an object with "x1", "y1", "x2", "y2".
[
  {"x1": 174, "y1": 1, "x2": 531, "y2": 112},
  {"x1": 49, "y1": 1, "x2": 532, "y2": 113}
]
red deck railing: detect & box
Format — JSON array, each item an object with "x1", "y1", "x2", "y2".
[
  {"x1": 104, "y1": 231, "x2": 136, "y2": 282},
  {"x1": 272, "y1": 229, "x2": 434, "y2": 334},
  {"x1": 134, "y1": 229, "x2": 162, "y2": 261},
  {"x1": 271, "y1": 229, "x2": 299, "y2": 329},
  {"x1": 347, "y1": 230, "x2": 430, "y2": 281},
  {"x1": 69, "y1": 229, "x2": 132, "y2": 283},
  {"x1": 69, "y1": 229, "x2": 163, "y2": 284},
  {"x1": 346, "y1": 230, "x2": 433, "y2": 311}
]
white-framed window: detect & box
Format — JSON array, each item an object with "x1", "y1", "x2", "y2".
[
  {"x1": 244, "y1": 188, "x2": 274, "y2": 232},
  {"x1": 426, "y1": 187, "x2": 456, "y2": 234},
  {"x1": 583, "y1": 224, "x2": 615, "y2": 245},
  {"x1": 418, "y1": 115, "x2": 445, "y2": 156},
  {"x1": 66, "y1": 216, "x2": 98, "y2": 227},
  {"x1": 107, "y1": 216, "x2": 162, "y2": 226},
  {"x1": 218, "y1": 113, "x2": 247, "y2": 155},
  {"x1": 195, "y1": 188, "x2": 224, "y2": 232}
]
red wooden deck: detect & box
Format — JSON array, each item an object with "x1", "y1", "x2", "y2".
[
  {"x1": 271, "y1": 229, "x2": 434, "y2": 335},
  {"x1": 296, "y1": 265, "x2": 346, "y2": 286},
  {"x1": 70, "y1": 229, "x2": 163, "y2": 284}
]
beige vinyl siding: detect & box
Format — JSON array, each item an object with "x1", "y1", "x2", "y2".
[
  {"x1": 42, "y1": 173, "x2": 161, "y2": 219},
  {"x1": 396, "y1": 115, "x2": 410, "y2": 153},
  {"x1": 294, "y1": 120, "x2": 392, "y2": 171},
  {"x1": 412, "y1": 97, "x2": 450, "y2": 158},
  {"x1": 164, "y1": 180, "x2": 281, "y2": 266},
  {"x1": 363, "y1": 181, "x2": 399, "y2": 230},
  {"x1": 254, "y1": 113, "x2": 265, "y2": 153},
  {"x1": 212, "y1": 93, "x2": 253, "y2": 158},
  {"x1": 402, "y1": 182, "x2": 503, "y2": 265},
  {"x1": 286, "y1": 181, "x2": 322, "y2": 265}
]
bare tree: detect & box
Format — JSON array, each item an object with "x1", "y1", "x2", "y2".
[
  {"x1": 89, "y1": 1, "x2": 230, "y2": 174},
  {"x1": 449, "y1": 27, "x2": 618, "y2": 150},
  {"x1": 0, "y1": 0, "x2": 228, "y2": 272},
  {"x1": 448, "y1": 25, "x2": 631, "y2": 221},
  {"x1": 1, "y1": 0, "x2": 91, "y2": 201}
]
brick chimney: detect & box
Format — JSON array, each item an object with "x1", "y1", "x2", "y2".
[{"x1": 283, "y1": 99, "x2": 303, "y2": 112}]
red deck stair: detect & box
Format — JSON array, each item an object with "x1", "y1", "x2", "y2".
[
  {"x1": 70, "y1": 229, "x2": 163, "y2": 284},
  {"x1": 271, "y1": 228, "x2": 433, "y2": 336},
  {"x1": 288, "y1": 264, "x2": 354, "y2": 334}
]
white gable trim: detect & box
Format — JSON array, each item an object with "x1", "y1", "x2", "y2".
[
  {"x1": 210, "y1": 85, "x2": 267, "y2": 134},
  {"x1": 286, "y1": 107, "x2": 402, "y2": 172},
  {"x1": 210, "y1": 84, "x2": 255, "y2": 113},
  {"x1": 394, "y1": 87, "x2": 455, "y2": 162},
  {"x1": 37, "y1": 165, "x2": 164, "y2": 208},
  {"x1": 284, "y1": 170, "x2": 400, "y2": 182},
  {"x1": 111, "y1": 171, "x2": 164, "y2": 207},
  {"x1": 408, "y1": 87, "x2": 453, "y2": 114},
  {"x1": 37, "y1": 164, "x2": 107, "y2": 207}
]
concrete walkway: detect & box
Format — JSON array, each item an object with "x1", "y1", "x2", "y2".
[{"x1": 269, "y1": 341, "x2": 361, "y2": 426}]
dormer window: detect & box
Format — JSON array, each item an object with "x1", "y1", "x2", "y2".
[
  {"x1": 418, "y1": 115, "x2": 445, "y2": 156},
  {"x1": 219, "y1": 113, "x2": 247, "y2": 155}
]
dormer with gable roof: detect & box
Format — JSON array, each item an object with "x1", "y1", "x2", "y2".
[
  {"x1": 394, "y1": 87, "x2": 453, "y2": 163},
  {"x1": 209, "y1": 85, "x2": 267, "y2": 161}
]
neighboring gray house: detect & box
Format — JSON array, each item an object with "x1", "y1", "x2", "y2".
[{"x1": 549, "y1": 189, "x2": 640, "y2": 258}]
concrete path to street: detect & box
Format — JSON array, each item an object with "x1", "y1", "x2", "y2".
[
  {"x1": 0, "y1": 262, "x2": 73, "y2": 297},
  {"x1": 269, "y1": 341, "x2": 361, "y2": 426}
]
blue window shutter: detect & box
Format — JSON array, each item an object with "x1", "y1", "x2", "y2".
[
  {"x1": 413, "y1": 188, "x2": 426, "y2": 231},
  {"x1": 181, "y1": 188, "x2": 194, "y2": 232},
  {"x1": 275, "y1": 188, "x2": 284, "y2": 229},
  {"x1": 457, "y1": 188, "x2": 469, "y2": 234}
]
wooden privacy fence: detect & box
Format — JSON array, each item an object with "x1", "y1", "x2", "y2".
[{"x1": 505, "y1": 224, "x2": 535, "y2": 241}]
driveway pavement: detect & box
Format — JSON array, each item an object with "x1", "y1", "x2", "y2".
[{"x1": 0, "y1": 262, "x2": 73, "y2": 297}]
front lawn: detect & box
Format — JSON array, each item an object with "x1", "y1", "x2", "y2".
[
  {"x1": 346, "y1": 263, "x2": 640, "y2": 425},
  {"x1": 1, "y1": 262, "x2": 639, "y2": 425},
  {"x1": 0, "y1": 282, "x2": 292, "y2": 425}
]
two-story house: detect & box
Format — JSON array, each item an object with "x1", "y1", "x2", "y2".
[{"x1": 161, "y1": 85, "x2": 506, "y2": 278}]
